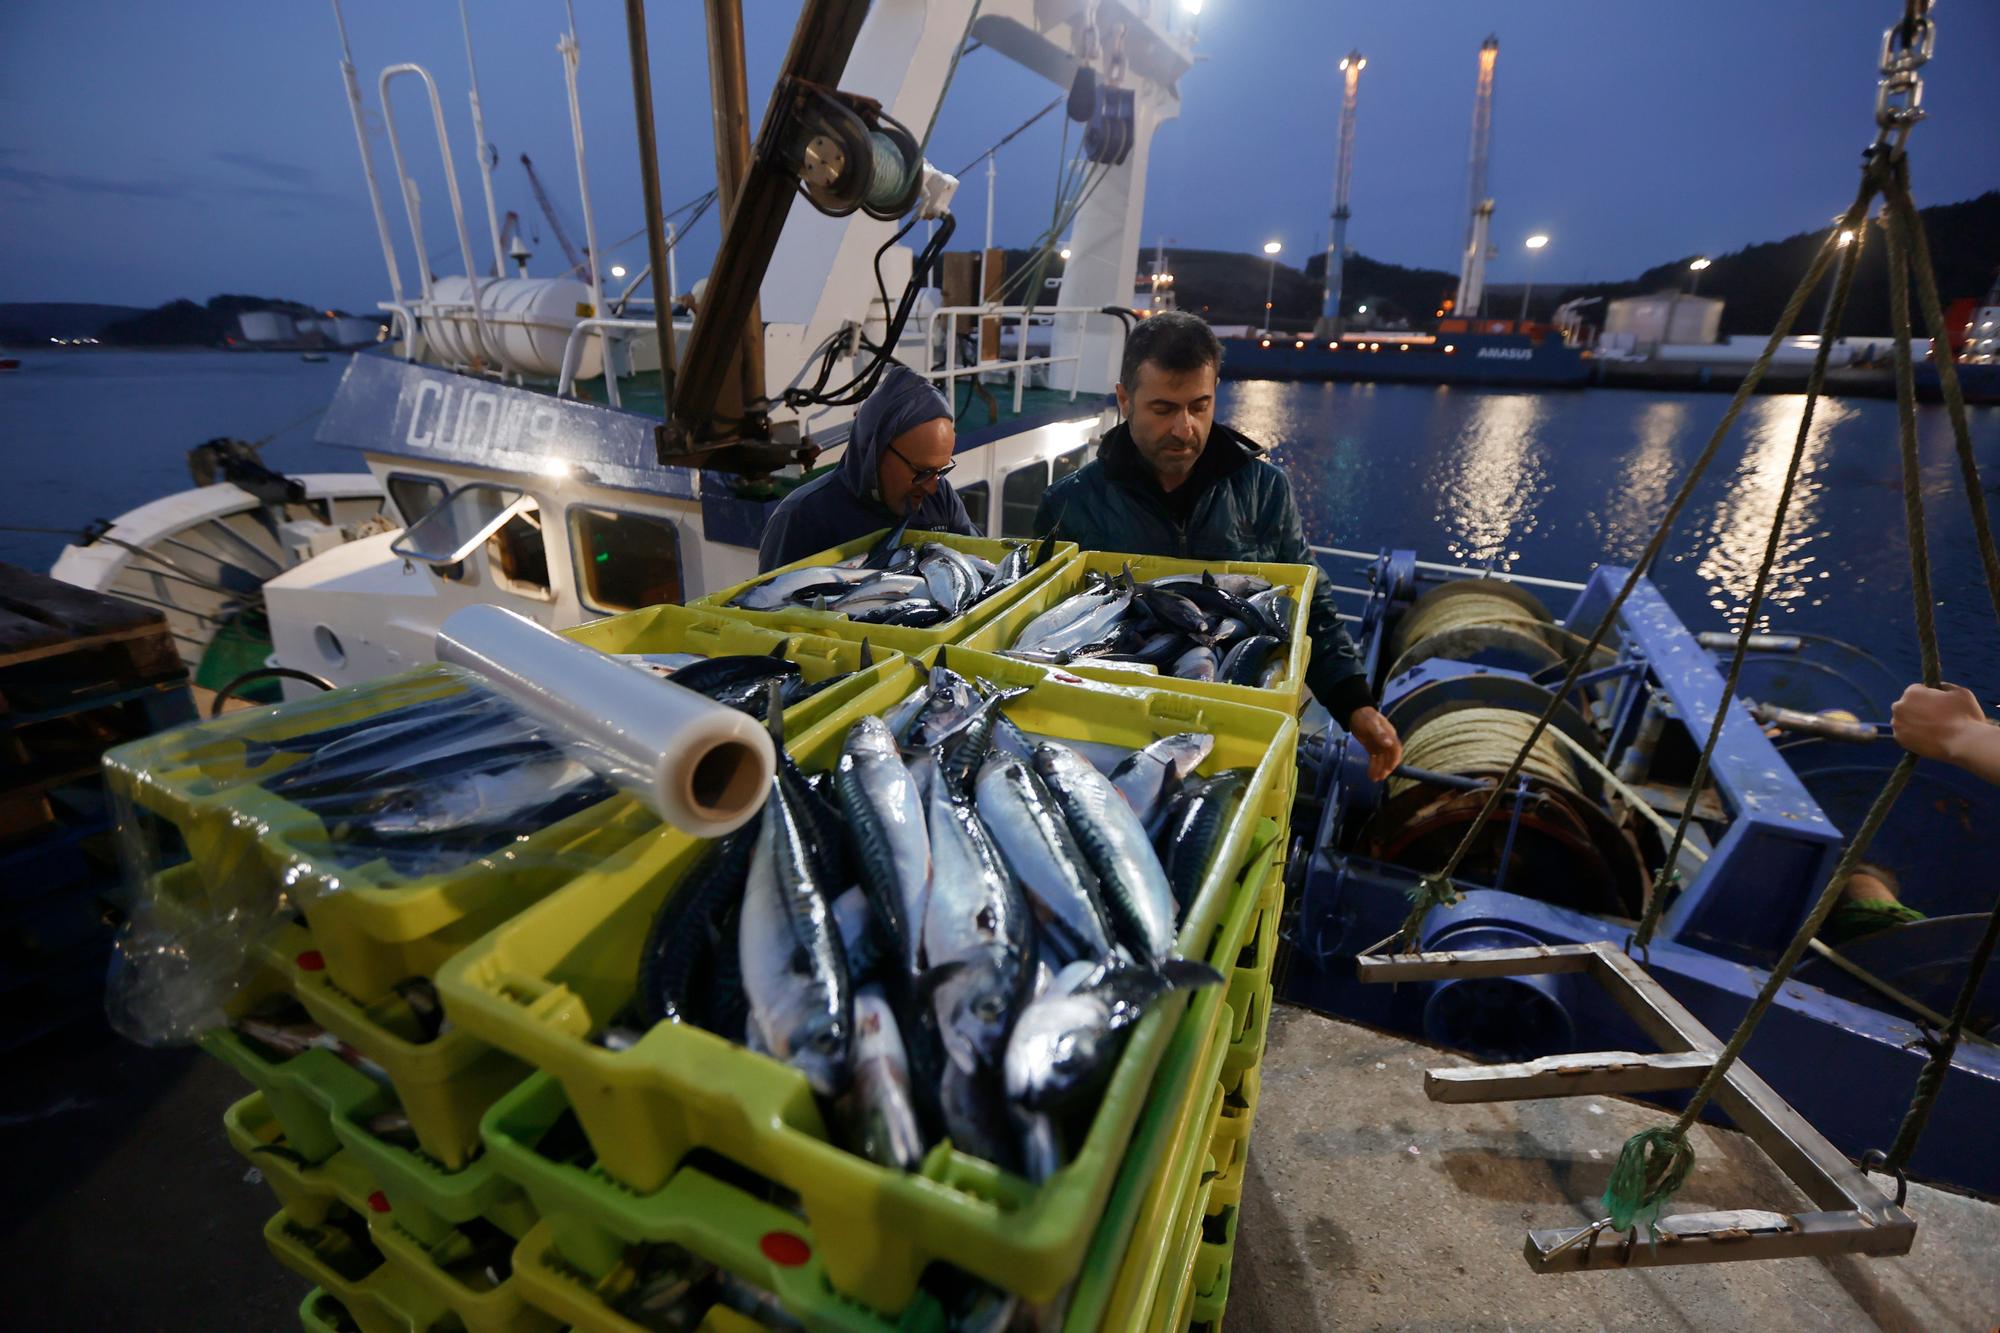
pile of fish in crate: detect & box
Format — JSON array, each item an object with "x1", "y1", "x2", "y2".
[{"x1": 103, "y1": 528, "x2": 1307, "y2": 1332}]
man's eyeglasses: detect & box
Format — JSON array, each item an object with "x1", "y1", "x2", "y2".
[{"x1": 886, "y1": 438, "x2": 957, "y2": 485}]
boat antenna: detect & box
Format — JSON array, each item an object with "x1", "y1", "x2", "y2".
[{"x1": 622, "y1": 0, "x2": 678, "y2": 425}]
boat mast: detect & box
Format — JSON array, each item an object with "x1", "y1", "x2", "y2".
[
  {"x1": 1315, "y1": 49, "x2": 1364, "y2": 339},
  {"x1": 328, "y1": 0, "x2": 405, "y2": 303},
  {"x1": 457, "y1": 0, "x2": 507, "y2": 278},
  {"x1": 1453, "y1": 35, "x2": 1499, "y2": 321}
]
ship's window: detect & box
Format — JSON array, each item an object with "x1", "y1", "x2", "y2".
[
  {"x1": 385, "y1": 473, "x2": 464, "y2": 580},
  {"x1": 386, "y1": 473, "x2": 444, "y2": 527},
  {"x1": 1000, "y1": 461, "x2": 1050, "y2": 538},
  {"x1": 485, "y1": 501, "x2": 553, "y2": 599},
  {"x1": 956, "y1": 481, "x2": 990, "y2": 536},
  {"x1": 1052, "y1": 443, "x2": 1091, "y2": 482},
  {"x1": 570, "y1": 506, "x2": 683, "y2": 612}
]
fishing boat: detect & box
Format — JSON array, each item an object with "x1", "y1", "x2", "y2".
[
  {"x1": 52, "y1": 1, "x2": 1184, "y2": 702},
  {"x1": 44, "y1": 0, "x2": 2000, "y2": 1237}
]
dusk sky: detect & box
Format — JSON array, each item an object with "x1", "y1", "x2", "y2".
[{"x1": 3, "y1": 1, "x2": 1996, "y2": 312}]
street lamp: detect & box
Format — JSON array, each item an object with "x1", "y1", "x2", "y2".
[
  {"x1": 1688, "y1": 256, "x2": 1711, "y2": 296},
  {"x1": 1262, "y1": 240, "x2": 1282, "y2": 335},
  {"x1": 1059, "y1": 246, "x2": 1073, "y2": 261},
  {"x1": 1519, "y1": 233, "x2": 1549, "y2": 324},
  {"x1": 609, "y1": 264, "x2": 628, "y2": 280}
]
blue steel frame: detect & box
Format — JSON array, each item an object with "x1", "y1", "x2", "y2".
[{"x1": 1286, "y1": 552, "x2": 2000, "y2": 1197}]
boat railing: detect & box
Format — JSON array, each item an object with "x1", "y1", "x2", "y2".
[
  {"x1": 921, "y1": 305, "x2": 1116, "y2": 413},
  {"x1": 377, "y1": 63, "x2": 491, "y2": 363},
  {"x1": 556, "y1": 317, "x2": 669, "y2": 407},
  {"x1": 1310, "y1": 544, "x2": 1589, "y2": 595}
]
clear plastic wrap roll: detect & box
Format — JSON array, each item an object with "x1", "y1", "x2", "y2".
[{"x1": 434, "y1": 604, "x2": 775, "y2": 838}]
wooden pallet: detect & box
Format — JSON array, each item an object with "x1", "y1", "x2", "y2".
[{"x1": 1, "y1": 562, "x2": 196, "y2": 841}]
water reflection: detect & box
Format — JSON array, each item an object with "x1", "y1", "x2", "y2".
[
  {"x1": 1237, "y1": 380, "x2": 1377, "y2": 546},
  {"x1": 1597, "y1": 399, "x2": 1686, "y2": 561},
  {"x1": 1695, "y1": 393, "x2": 1849, "y2": 625},
  {"x1": 1429, "y1": 393, "x2": 1549, "y2": 567}
]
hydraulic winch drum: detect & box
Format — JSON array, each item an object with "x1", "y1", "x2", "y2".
[
  {"x1": 1364, "y1": 691, "x2": 1648, "y2": 920},
  {"x1": 1387, "y1": 580, "x2": 1570, "y2": 681}
]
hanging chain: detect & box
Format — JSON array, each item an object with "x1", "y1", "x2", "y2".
[{"x1": 1873, "y1": 0, "x2": 1935, "y2": 148}]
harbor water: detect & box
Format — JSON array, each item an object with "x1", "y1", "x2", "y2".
[{"x1": 3, "y1": 350, "x2": 1997, "y2": 704}]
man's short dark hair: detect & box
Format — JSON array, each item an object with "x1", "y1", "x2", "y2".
[{"x1": 1120, "y1": 310, "x2": 1223, "y2": 391}]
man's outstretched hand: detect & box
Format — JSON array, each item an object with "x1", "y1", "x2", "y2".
[{"x1": 1347, "y1": 706, "x2": 1403, "y2": 783}]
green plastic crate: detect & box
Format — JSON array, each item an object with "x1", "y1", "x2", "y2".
[
  {"x1": 440, "y1": 655, "x2": 1292, "y2": 1313},
  {"x1": 958, "y1": 550, "x2": 1321, "y2": 715},
  {"x1": 691, "y1": 528, "x2": 1078, "y2": 657}
]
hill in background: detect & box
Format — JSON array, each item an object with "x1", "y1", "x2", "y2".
[
  {"x1": 0, "y1": 303, "x2": 145, "y2": 344},
  {"x1": 994, "y1": 190, "x2": 1998, "y2": 336}
]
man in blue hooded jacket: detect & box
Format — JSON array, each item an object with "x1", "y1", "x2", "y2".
[{"x1": 758, "y1": 366, "x2": 978, "y2": 572}]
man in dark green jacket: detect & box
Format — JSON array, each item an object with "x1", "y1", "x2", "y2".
[{"x1": 1033, "y1": 311, "x2": 1403, "y2": 779}]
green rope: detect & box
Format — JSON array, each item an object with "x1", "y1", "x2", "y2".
[
  {"x1": 1631, "y1": 178, "x2": 1877, "y2": 950},
  {"x1": 1881, "y1": 168, "x2": 1942, "y2": 690},
  {"x1": 1873, "y1": 155, "x2": 2000, "y2": 1173},
  {"x1": 1601, "y1": 1125, "x2": 1696, "y2": 1236},
  {"x1": 1389, "y1": 173, "x2": 1869, "y2": 952}
]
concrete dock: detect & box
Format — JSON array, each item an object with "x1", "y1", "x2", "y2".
[
  {"x1": 1232, "y1": 1005, "x2": 2000, "y2": 1331},
  {"x1": 5, "y1": 1010, "x2": 1997, "y2": 1329}
]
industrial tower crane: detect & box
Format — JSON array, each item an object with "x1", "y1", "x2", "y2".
[
  {"x1": 1316, "y1": 50, "x2": 1365, "y2": 338},
  {"x1": 1453, "y1": 35, "x2": 1499, "y2": 320},
  {"x1": 519, "y1": 153, "x2": 586, "y2": 277}
]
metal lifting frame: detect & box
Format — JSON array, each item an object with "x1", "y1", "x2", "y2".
[{"x1": 1358, "y1": 941, "x2": 1916, "y2": 1272}]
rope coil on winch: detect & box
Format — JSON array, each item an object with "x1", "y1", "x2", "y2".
[{"x1": 1390, "y1": 708, "x2": 1581, "y2": 802}]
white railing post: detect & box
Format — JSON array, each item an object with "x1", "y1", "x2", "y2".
[
  {"x1": 379, "y1": 63, "x2": 492, "y2": 365},
  {"x1": 558, "y1": 1, "x2": 608, "y2": 374}
]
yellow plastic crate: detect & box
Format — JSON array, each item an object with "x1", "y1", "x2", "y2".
[
  {"x1": 1225, "y1": 901, "x2": 1280, "y2": 1046},
  {"x1": 441, "y1": 656, "x2": 1293, "y2": 1314},
  {"x1": 105, "y1": 665, "x2": 658, "y2": 1007},
  {"x1": 1062, "y1": 819, "x2": 1277, "y2": 1333},
  {"x1": 371, "y1": 1215, "x2": 561, "y2": 1333},
  {"x1": 1221, "y1": 981, "x2": 1273, "y2": 1086},
  {"x1": 1188, "y1": 1205, "x2": 1239, "y2": 1326},
  {"x1": 561, "y1": 605, "x2": 907, "y2": 741},
  {"x1": 299, "y1": 1288, "x2": 355, "y2": 1333},
  {"x1": 1151, "y1": 1161, "x2": 1219, "y2": 1333},
  {"x1": 264, "y1": 1205, "x2": 443, "y2": 1333},
  {"x1": 691, "y1": 527, "x2": 1078, "y2": 657},
  {"x1": 294, "y1": 961, "x2": 528, "y2": 1173},
  {"x1": 225, "y1": 1091, "x2": 386, "y2": 1226},
  {"x1": 1205, "y1": 1067, "x2": 1262, "y2": 1214},
  {"x1": 958, "y1": 550, "x2": 1321, "y2": 715}
]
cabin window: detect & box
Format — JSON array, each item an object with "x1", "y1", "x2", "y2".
[
  {"x1": 570, "y1": 505, "x2": 683, "y2": 612},
  {"x1": 385, "y1": 473, "x2": 465, "y2": 580},
  {"x1": 1000, "y1": 461, "x2": 1050, "y2": 538},
  {"x1": 956, "y1": 481, "x2": 990, "y2": 536},
  {"x1": 485, "y1": 501, "x2": 553, "y2": 599},
  {"x1": 386, "y1": 474, "x2": 445, "y2": 527},
  {"x1": 1052, "y1": 443, "x2": 1091, "y2": 482}
]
